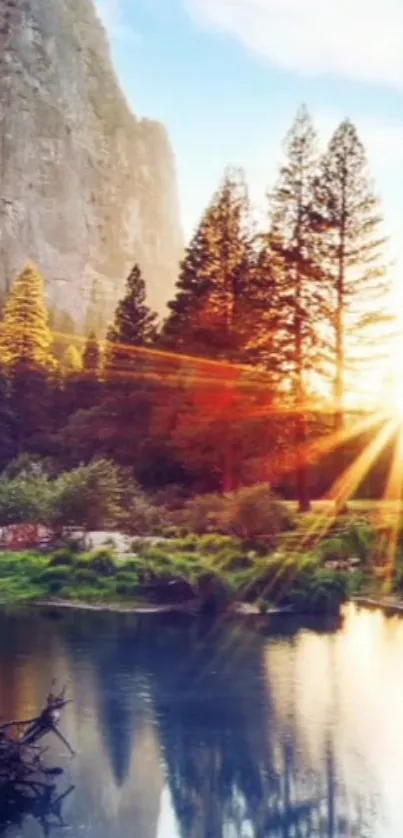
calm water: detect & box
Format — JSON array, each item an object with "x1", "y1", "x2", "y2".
[{"x1": 1, "y1": 604, "x2": 403, "y2": 837}]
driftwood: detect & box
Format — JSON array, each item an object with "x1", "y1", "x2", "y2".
[{"x1": 0, "y1": 681, "x2": 75, "y2": 835}]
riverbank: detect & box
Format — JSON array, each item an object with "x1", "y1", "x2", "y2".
[
  {"x1": 353, "y1": 596, "x2": 403, "y2": 616},
  {"x1": 0, "y1": 535, "x2": 353, "y2": 616}
]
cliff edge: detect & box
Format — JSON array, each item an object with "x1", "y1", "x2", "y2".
[{"x1": 0, "y1": 0, "x2": 183, "y2": 328}]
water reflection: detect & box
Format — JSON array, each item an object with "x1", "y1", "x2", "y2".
[
  {"x1": 0, "y1": 605, "x2": 402, "y2": 836},
  {"x1": 0, "y1": 771, "x2": 74, "y2": 837}
]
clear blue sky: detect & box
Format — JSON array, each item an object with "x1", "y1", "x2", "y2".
[{"x1": 96, "y1": 0, "x2": 402, "y2": 275}]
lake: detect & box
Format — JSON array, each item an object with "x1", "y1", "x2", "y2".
[{"x1": 0, "y1": 603, "x2": 403, "y2": 837}]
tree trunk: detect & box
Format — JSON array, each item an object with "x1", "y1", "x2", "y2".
[
  {"x1": 295, "y1": 416, "x2": 311, "y2": 512},
  {"x1": 294, "y1": 272, "x2": 311, "y2": 514},
  {"x1": 334, "y1": 175, "x2": 347, "y2": 430}
]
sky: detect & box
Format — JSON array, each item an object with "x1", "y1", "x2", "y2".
[{"x1": 94, "y1": 0, "x2": 403, "y2": 319}]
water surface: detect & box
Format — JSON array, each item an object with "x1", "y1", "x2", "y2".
[{"x1": 0, "y1": 604, "x2": 402, "y2": 837}]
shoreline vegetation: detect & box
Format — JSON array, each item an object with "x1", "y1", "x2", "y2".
[
  {"x1": 0, "y1": 457, "x2": 401, "y2": 619},
  {"x1": 0, "y1": 504, "x2": 400, "y2": 618}
]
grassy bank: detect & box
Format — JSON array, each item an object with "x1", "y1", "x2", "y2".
[{"x1": 0, "y1": 531, "x2": 368, "y2": 616}]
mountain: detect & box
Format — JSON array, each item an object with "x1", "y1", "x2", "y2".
[{"x1": 0, "y1": 0, "x2": 183, "y2": 330}]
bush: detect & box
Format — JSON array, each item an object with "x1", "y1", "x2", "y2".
[
  {"x1": 180, "y1": 493, "x2": 227, "y2": 534},
  {"x1": 288, "y1": 568, "x2": 349, "y2": 615},
  {"x1": 0, "y1": 474, "x2": 53, "y2": 526},
  {"x1": 36, "y1": 566, "x2": 70, "y2": 594},
  {"x1": 197, "y1": 571, "x2": 233, "y2": 614},
  {"x1": 83, "y1": 548, "x2": 117, "y2": 577},
  {"x1": 72, "y1": 567, "x2": 100, "y2": 586},
  {"x1": 319, "y1": 537, "x2": 351, "y2": 563},
  {"x1": 50, "y1": 460, "x2": 125, "y2": 532},
  {"x1": 50, "y1": 548, "x2": 75, "y2": 566},
  {"x1": 178, "y1": 486, "x2": 294, "y2": 542},
  {"x1": 225, "y1": 485, "x2": 295, "y2": 541}
]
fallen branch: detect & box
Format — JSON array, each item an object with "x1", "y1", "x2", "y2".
[{"x1": 0, "y1": 682, "x2": 75, "y2": 834}]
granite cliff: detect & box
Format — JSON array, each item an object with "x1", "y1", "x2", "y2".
[{"x1": 0, "y1": 0, "x2": 183, "y2": 329}]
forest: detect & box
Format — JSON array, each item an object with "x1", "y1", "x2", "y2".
[{"x1": 0, "y1": 107, "x2": 396, "y2": 517}]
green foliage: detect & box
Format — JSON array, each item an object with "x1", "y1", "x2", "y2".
[
  {"x1": 50, "y1": 460, "x2": 124, "y2": 531},
  {"x1": 104, "y1": 263, "x2": 157, "y2": 373},
  {"x1": 49, "y1": 547, "x2": 75, "y2": 566},
  {"x1": 315, "y1": 119, "x2": 389, "y2": 416},
  {"x1": 125, "y1": 489, "x2": 170, "y2": 536},
  {"x1": 288, "y1": 567, "x2": 350, "y2": 615},
  {"x1": 80, "y1": 548, "x2": 117, "y2": 577},
  {"x1": 180, "y1": 493, "x2": 228, "y2": 534},
  {"x1": 225, "y1": 485, "x2": 295, "y2": 540},
  {"x1": 0, "y1": 473, "x2": 53, "y2": 525},
  {"x1": 179, "y1": 487, "x2": 294, "y2": 542}
]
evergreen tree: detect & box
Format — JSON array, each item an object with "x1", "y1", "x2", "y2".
[
  {"x1": 162, "y1": 168, "x2": 251, "y2": 361},
  {"x1": 104, "y1": 263, "x2": 158, "y2": 374},
  {"x1": 314, "y1": 120, "x2": 389, "y2": 428},
  {"x1": 0, "y1": 265, "x2": 57, "y2": 455},
  {"x1": 61, "y1": 345, "x2": 83, "y2": 377},
  {"x1": 0, "y1": 264, "x2": 56, "y2": 371},
  {"x1": 82, "y1": 331, "x2": 102, "y2": 374},
  {"x1": 85, "y1": 277, "x2": 108, "y2": 338},
  {"x1": 264, "y1": 106, "x2": 325, "y2": 511}
]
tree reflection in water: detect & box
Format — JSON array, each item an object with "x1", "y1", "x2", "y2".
[
  {"x1": 0, "y1": 770, "x2": 74, "y2": 837},
  {"x1": 9, "y1": 608, "x2": 379, "y2": 838}
]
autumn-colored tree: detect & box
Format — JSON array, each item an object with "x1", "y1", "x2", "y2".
[
  {"x1": 0, "y1": 264, "x2": 56, "y2": 371},
  {"x1": 61, "y1": 345, "x2": 82, "y2": 378},
  {"x1": 314, "y1": 119, "x2": 389, "y2": 427},
  {"x1": 0, "y1": 265, "x2": 57, "y2": 455}
]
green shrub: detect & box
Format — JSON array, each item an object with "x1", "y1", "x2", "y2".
[
  {"x1": 287, "y1": 568, "x2": 349, "y2": 614},
  {"x1": 115, "y1": 581, "x2": 139, "y2": 597},
  {"x1": 197, "y1": 571, "x2": 233, "y2": 614},
  {"x1": 197, "y1": 534, "x2": 240, "y2": 554},
  {"x1": 180, "y1": 493, "x2": 227, "y2": 534},
  {"x1": 84, "y1": 548, "x2": 117, "y2": 577},
  {"x1": 50, "y1": 460, "x2": 125, "y2": 532},
  {"x1": 36, "y1": 566, "x2": 70, "y2": 594},
  {"x1": 180, "y1": 487, "x2": 294, "y2": 541},
  {"x1": 125, "y1": 490, "x2": 170, "y2": 536},
  {"x1": 72, "y1": 567, "x2": 100, "y2": 586},
  {"x1": 0, "y1": 474, "x2": 53, "y2": 526},
  {"x1": 50, "y1": 548, "x2": 75, "y2": 567},
  {"x1": 226, "y1": 485, "x2": 295, "y2": 541},
  {"x1": 319, "y1": 537, "x2": 350, "y2": 563}
]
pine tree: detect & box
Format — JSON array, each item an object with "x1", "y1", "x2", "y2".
[
  {"x1": 162, "y1": 168, "x2": 251, "y2": 362},
  {"x1": 85, "y1": 277, "x2": 108, "y2": 338},
  {"x1": 314, "y1": 119, "x2": 389, "y2": 428},
  {"x1": 264, "y1": 106, "x2": 325, "y2": 511},
  {"x1": 0, "y1": 264, "x2": 56, "y2": 371},
  {"x1": 82, "y1": 331, "x2": 102, "y2": 374},
  {"x1": 61, "y1": 345, "x2": 83, "y2": 377},
  {"x1": 104, "y1": 263, "x2": 158, "y2": 375}
]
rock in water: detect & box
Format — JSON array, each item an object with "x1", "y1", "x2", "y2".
[{"x1": 0, "y1": 0, "x2": 183, "y2": 328}]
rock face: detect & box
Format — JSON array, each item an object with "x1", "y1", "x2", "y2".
[{"x1": 0, "y1": 0, "x2": 183, "y2": 329}]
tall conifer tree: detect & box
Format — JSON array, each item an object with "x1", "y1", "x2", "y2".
[
  {"x1": 314, "y1": 119, "x2": 388, "y2": 427},
  {"x1": 104, "y1": 263, "x2": 158, "y2": 375},
  {"x1": 0, "y1": 264, "x2": 56, "y2": 371},
  {"x1": 264, "y1": 106, "x2": 325, "y2": 511},
  {"x1": 162, "y1": 168, "x2": 251, "y2": 362}
]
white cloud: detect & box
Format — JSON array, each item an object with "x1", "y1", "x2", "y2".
[{"x1": 186, "y1": 0, "x2": 403, "y2": 87}]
